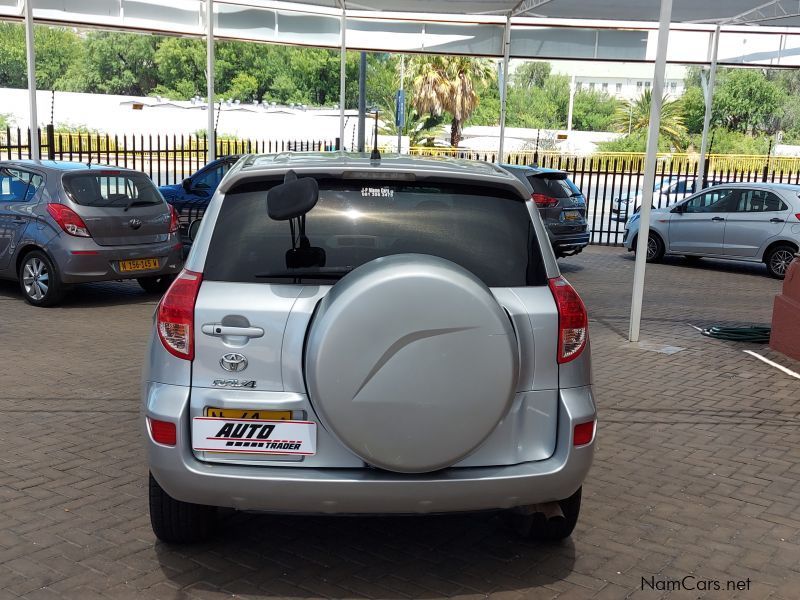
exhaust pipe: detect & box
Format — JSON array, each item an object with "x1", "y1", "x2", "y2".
[
  {"x1": 513, "y1": 502, "x2": 565, "y2": 522},
  {"x1": 507, "y1": 502, "x2": 565, "y2": 536},
  {"x1": 534, "y1": 502, "x2": 565, "y2": 522}
]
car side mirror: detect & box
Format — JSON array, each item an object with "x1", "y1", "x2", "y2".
[
  {"x1": 188, "y1": 218, "x2": 202, "y2": 242},
  {"x1": 267, "y1": 171, "x2": 319, "y2": 220},
  {"x1": 182, "y1": 178, "x2": 192, "y2": 192},
  {"x1": 672, "y1": 204, "x2": 686, "y2": 214}
]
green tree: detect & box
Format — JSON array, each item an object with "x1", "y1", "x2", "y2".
[
  {"x1": 513, "y1": 61, "x2": 551, "y2": 89},
  {"x1": 714, "y1": 69, "x2": 783, "y2": 134},
  {"x1": 680, "y1": 86, "x2": 706, "y2": 135},
  {"x1": 224, "y1": 73, "x2": 259, "y2": 102},
  {"x1": 153, "y1": 37, "x2": 206, "y2": 99},
  {"x1": 0, "y1": 23, "x2": 83, "y2": 90},
  {"x1": 60, "y1": 31, "x2": 159, "y2": 95},
  {"x1": 0, "y1": 22, "x2": 25, "y2": 88},
  {"x1": 572, "y1": 90, "x2": 618, "y2": 131},
  {"x1": 408, "y1": 55, "x2": 495, "y2": 146},
  {"x1": 613, "y1": 89, "x2": 687, "y2": 150},
  {"x1": 35, "y1": 27, "x2": 83, "y2": 90}
]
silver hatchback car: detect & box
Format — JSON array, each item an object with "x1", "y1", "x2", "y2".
[
  {"x1": 143, "y1": 153, "x2": 596, "y2": 544},
  {"x1": 0, "y1": 161, "x2": 184, "y2": 306},
  {"x1": 624, "y1": 182, "x2": 800, "y2": 278}
]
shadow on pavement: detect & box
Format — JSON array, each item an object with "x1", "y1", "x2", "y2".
[
  {"x1": 154, "y1": 511, "x2": 576, "y2": 597},
  {"x1": 0, "y1": 278, "x2": 162, "y2": 309},
  {"x1": 618, "y1": 252, "x2": 770, "y2": 278},
  {"x1": 556, "y1": 258, "x2": 585, "y2": 274}
]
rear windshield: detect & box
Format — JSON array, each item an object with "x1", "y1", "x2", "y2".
[
  {"x1": 63, "y1": 171, "x2": 163, "y2": 208},
  {"x1": 528, "y1": 173, "x2": 581, "y2": 198},
  {"x1": 204, "y1": 179, "x2": 546, "y2": 287}
]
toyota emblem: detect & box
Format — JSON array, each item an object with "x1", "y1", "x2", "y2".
[{"x1": 220, "y1": 352, "x2": 248, "y2": 372}]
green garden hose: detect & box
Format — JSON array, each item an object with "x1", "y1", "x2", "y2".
[{"x1": 701, "y1": 325, "x2": 771, "y2": 343}]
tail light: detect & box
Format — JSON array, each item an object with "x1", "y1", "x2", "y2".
[
  {"x1": 573, "y1": 420, "x2": 595, "y2": 446},
  {"x1": 532, "y1": 193, "x2": 558, "y2": 208},
  {"x1": 156, "y1": 269, "x2": 202, "y2": 360},
  {"x1": 795, "y1": 213, "x2": 800, "y2": 221},
  {"x1": 548, "y1": 276, "x2": 588, "y2": 363},
  {"x1": 47, "y1": 203, "x2": 91, "y2": 237},
  {"x1": 149, "y1": 418, "x2": 177, "y2": 446},
  {"x1": 168, "y1": 205, "x2": 180, "y2": 234}
]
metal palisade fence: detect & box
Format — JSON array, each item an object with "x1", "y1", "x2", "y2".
[
  {"x1": 4, "y1": 127, "x2": 800, "y2": 246},
  {"x1": 411, "y1": 147, "x2": 800, "y2": 246},
  {"x1": 0, "y1": 127, "x2": 338, "y2": 187}
]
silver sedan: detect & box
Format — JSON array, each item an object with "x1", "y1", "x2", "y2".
[{"x1": 624, "y1": 182, "x2": 800, "y2": 278}]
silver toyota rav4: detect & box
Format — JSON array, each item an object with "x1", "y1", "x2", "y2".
[{"x1": 142, "y1": 153, "x2": 596, "y2": 544}]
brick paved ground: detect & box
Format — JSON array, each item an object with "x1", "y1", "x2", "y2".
[{"x1": 1, "y1": 246, "x2": 799, "y2": 600}]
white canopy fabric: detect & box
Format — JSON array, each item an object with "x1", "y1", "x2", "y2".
[{"x1": 2, "y1": 1, "x2": 800, "y2": 67}]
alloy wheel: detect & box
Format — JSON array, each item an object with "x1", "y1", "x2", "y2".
[
  {"x1": 646, "y1": 236, "x2": 658, "y2": 260},
  {"x1": 770, "y1": 249, "x2": 794, "y2": 277},
  {"x1": 22, "y1": 257, "x2": 49, "y2": 301}
]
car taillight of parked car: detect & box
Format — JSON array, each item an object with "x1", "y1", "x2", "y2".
[
  {"x1": 47, "y1": 203, "x2": 91, "y2": 237},
  {"x1": 532, "y1": 193, "x2": 558, "y2": 208},
  {"x1": 168, "y1": 205, "x2": 180, "y2": 234},
  {"x1": 548, "y1": 276, "x2": 588, "y2": 363},
  {"x1": 157, "y1": 269, "x2": 202, "y2": 360}
]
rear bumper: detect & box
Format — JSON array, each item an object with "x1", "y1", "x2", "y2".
[
  {"x1": 145, "y1": 383, "x2": 597, "y2": 514},
  {"x1": 551, "y1": 232, "x2": 590, "y2": 252},
  {"x1": 51, "y1": 235, "x2": 184, "y2": 283}
]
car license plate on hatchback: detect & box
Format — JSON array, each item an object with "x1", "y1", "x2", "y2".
[
  {"x1": 563, "y1": 210, "x2": 581, "y2": 221},
  {"x1": 119, "y1": 258, "x2": 159, "y2": 272},
  {"x1": 192, "y1": 416, "x2": 316, "y2": 455}
]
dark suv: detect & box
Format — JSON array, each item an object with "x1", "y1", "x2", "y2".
[{"x1": 504, "y1": 165, "x2": 590, "y2": 258}]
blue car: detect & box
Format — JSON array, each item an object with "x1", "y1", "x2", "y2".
[{"x1": 159, "y1": 155, "x2": 240, "y2": 243}]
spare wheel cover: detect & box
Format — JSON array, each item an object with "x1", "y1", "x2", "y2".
[{"x1": 304, "y1": 254, "x2": 519, "y2": 473}]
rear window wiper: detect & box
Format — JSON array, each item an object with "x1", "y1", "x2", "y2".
[
  {"x1": 123, "y1": 199, "x2": 161, "y2": 211},
  {"x1": 255, "y1": 266, "x2": 355, "y2": 280}
]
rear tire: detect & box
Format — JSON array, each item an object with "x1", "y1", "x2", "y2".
[
  {"x1": 765, "y1": 244, "x2": 796, "y2": 279},
  {"x1": 137, "y1": 274, "x2": 175, "y2": 294},
  {"x1": 149, "y1": 473, "x2": 215, "y2": 543},
  {"x1": 510, "y1": 487, "x2": 582, "y2": 542},
  {"x1": 18, "y1": 250, "x2": 66, "y2": 307}
]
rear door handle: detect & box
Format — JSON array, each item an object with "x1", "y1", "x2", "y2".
[
  {"x1": 711, "y1": 217, "x2": 725, "y2": 222},
  {"x1": 770, "y1": 218, "x2": 785, "y2": 223},
  {"x1": 12, "y1": 218, "x2": 26, "y2": 224},
  {"x1": 201, "y1": 324, "x2": 264, "y2": 338}
]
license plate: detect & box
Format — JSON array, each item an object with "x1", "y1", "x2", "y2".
[
  {"x1": 119, "y1": 258, "x2": 159, "y2": 272},
  {"x1": 204, "y1": 407, "x2": 292, "y2": 420},
  {"x1": 192, "y1": 417, "x2": 316, "y2": 455},
  {"x1": 563, "y1": 210, "x2": 581, "y2": 221}
]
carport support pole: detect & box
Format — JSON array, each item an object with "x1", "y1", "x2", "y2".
[
  {"x1": 629, "y1": 0, "x2": 672, "y2": 343},
  {"x1": 206, "y1": 0, "x2": 215, "y2": 162},
  {"x1": 497, "y1": 15, "x2": 511, "y2": 164},
  {"x1": 697, "y1": 24, "x2": 720, "y2": 190},
  {"x1": 24, "y1": 0, "x2": 39, "y2": 161},
  {"x1": 339, "y1": 7, "x2": 347, "y2": 150}
]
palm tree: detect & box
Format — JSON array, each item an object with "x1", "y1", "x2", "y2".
[
  {"x1": 613, "y1": 89, "x2": 687, "y2": 150},
  {"x1": 378, "y1": 105, "x2": 441, "y2": 147},
  {"x1": 407, "y1": 55, "x2": 495, "y2": 147}
]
